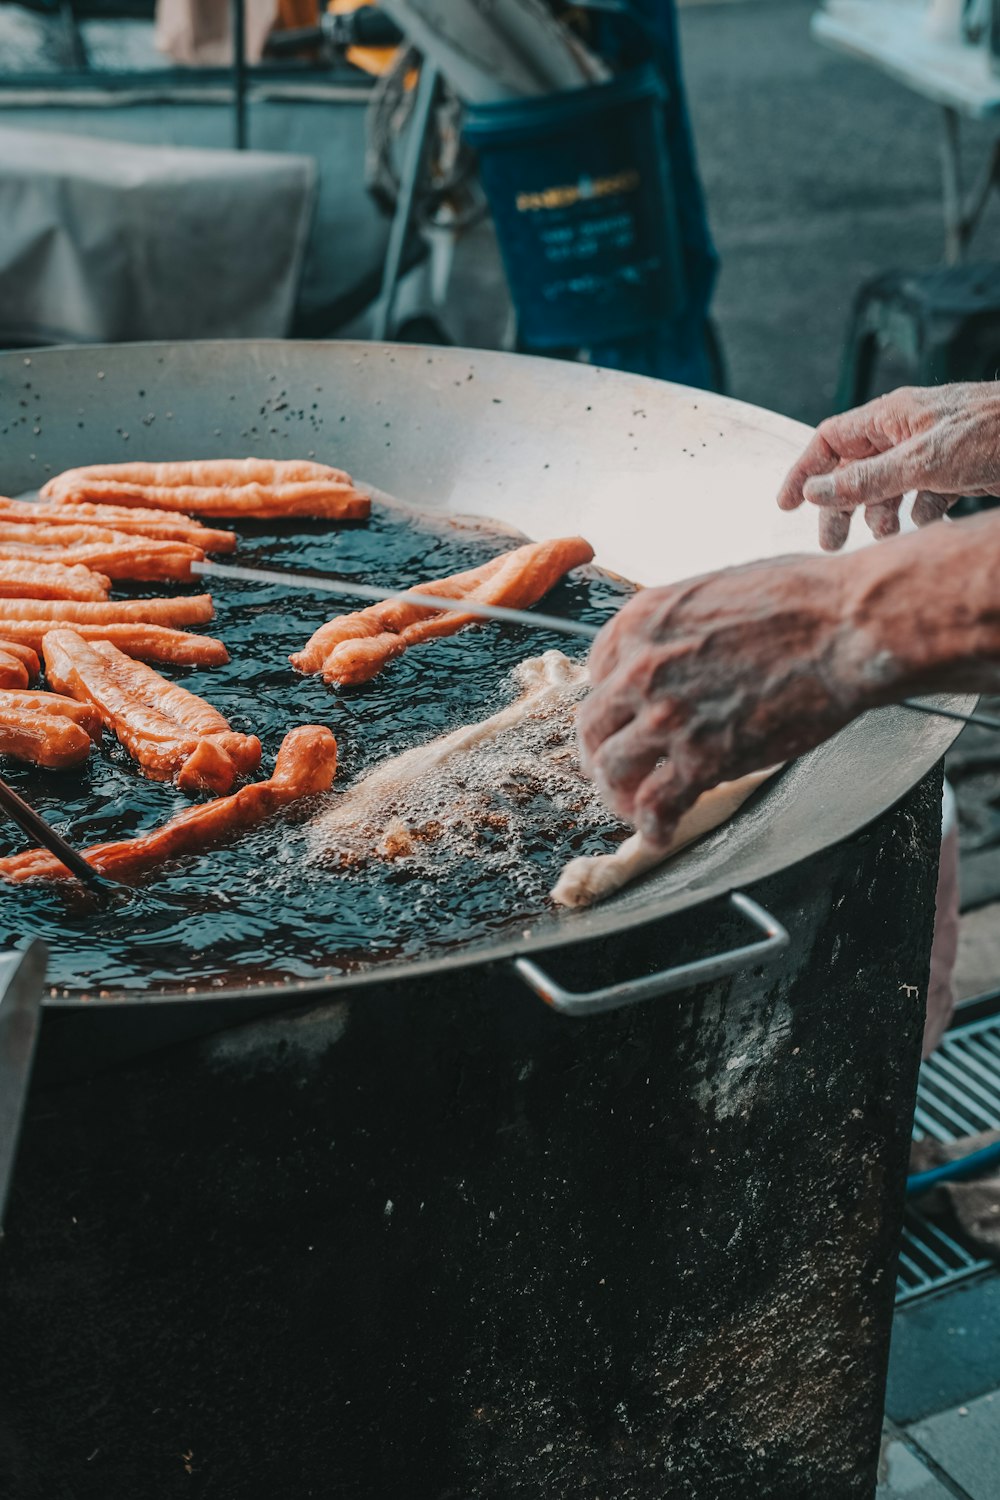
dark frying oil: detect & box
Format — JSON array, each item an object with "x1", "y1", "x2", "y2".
[{"x1": 0, "y1": 503, "x2": 635, "y2": 997}]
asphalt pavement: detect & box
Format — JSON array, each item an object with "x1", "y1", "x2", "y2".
[{"x1": 681, "y1": 0, "x2": 1000, "y2": 424}]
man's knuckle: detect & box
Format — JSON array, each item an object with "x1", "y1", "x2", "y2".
[
  {"x1": 636, "y1": 776, "x2": 675, "y2": 819},
  {"x1": 576, "y1": 708, "x2": 599, "y2": 749},
  {"x1": 591, "y1": 645, "x2": 615, "y2": 674},
  {"x1": 836, "y1": 463, "x2": 869, "y2": 501},
  {"x1": 645, "y1": 697, "x2": 681, "y2": 737},
  {"x1": 591, "y1": 748, "x2": 621, "y2": 793}
]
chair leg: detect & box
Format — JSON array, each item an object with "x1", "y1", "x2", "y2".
[
  {"x1": 702, "y1": 318, "x2": 727, "y2": 395},
  {"x1": 59, "y1": 0, "x2": 89, "y2": 70},
  {"x1": 834, "y1": 318, "x2": 881, "y2": 413},
  {"x1": 940, "y1": 316, "x2": 1000, "y2": 385},
  {"x1": 917, "y1": 313, "x2": 968, "y2": 386}
]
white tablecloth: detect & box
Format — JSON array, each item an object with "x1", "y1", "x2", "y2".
[{"x1": 0, "y1": 125, "x2": 315, "y2": 345}]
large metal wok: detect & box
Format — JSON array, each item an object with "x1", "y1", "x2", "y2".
[
  {"x1": 0, "y1": 343, "x2": 956, "y2": 1500},
  {"x1": 0, "y1": 340, "x2": 967, "y2": 1014}
]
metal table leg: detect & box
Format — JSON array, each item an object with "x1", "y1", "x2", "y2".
[
  {"x1": 231, "y1": 0, "x2": 248, "y2": 151},
  {"x1": 941, "y1": 106, "x2": 965, "y2": 263},
  {"x1": 371, "y1": 60, "x2": 441, "y2": 341},
  {"x1": 939, "y1": 104, "x2": 1000, "y2": 263},
  {"x1": 60, "y1": 0, "x2": 89, "y2": 71}
]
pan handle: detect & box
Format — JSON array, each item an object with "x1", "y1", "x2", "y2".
[{"x1": 511, "y1": 892, "x2": 788, "y2": 1017}]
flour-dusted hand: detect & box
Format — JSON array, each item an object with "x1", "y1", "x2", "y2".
[
  {"x1": 577, "y1": 554, "x2": 877, "y2": 846},
  {"x1": 777, "y1": 383, "x2": 1000, "y2": 550},
  {"x1": 579, "y1": 511, "x2": 1000, "y2": 847}
]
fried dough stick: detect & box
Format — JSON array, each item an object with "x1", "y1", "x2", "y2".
[
  {"x1": 0, "y1": 621, "x2": 228, "y2": 667},
  {"x1": 0, "y1": 652, "x2": 27, "y2": 690},
  {"x1": 290, "y1": 535, "x2": 596, "y2": 685},
  {"x1": 0, "y1": 596, "x2": 214, "y2": 627},
  {"x1": 0, "y1": 724, "x2": 338, "y2": 882},
  {"x1": 43, "y1": 459, "x2": 370, "y2": 521},
  {"x1": 0, "y1": 533, "x2": 202, "y2": 582},
  {"x1": 0, "y1": 560, "x2": 111, "y2": 602},
  {"x1": 0, "y1": 499, "x2": 235, "y2": 552},
  {"x1": 0, "y1": 690, "x2": 102, "y2": 738},
  {"x1": 43, "y1": 630, "x2": 260, "y2": 794},
  {"x1": 290, "y1": 555, "x2": 507, "y2": 676},
  {"x1": 0, "y1": 688, "x2": 103, "y2": 769},
  {"x1": 0, "y1": 642, "x2": 40, "y2": 690},
  {"x1": 0, "y1": 522, "x2": 110, "y2": 546}
]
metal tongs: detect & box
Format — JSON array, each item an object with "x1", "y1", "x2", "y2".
[
  {"x1": 194, "y1": 559, "x2": 1000, "y2": 734},
  {"x1": 0, "y1": 776, "x2": 113, "y2": 898}
]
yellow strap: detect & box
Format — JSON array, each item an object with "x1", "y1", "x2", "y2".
[{"x1": 327, "y1": 0, "x2": 399, "y2": 77}]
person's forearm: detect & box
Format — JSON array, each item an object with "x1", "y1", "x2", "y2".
[
  {"x1": 842, "y1": 511, "x2": 1000, "y2": 699},
  {"x1": 581, "y1": 500, "x2": 1000, "y2": 847}
]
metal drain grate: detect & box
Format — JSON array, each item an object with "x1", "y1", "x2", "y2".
[
  {"x1": 896, "y1": 1208, "x2": 990, "y2": 1304},
  {"x1": 897, "y1": 1013, "x2": 1000, "y2": 1304}
]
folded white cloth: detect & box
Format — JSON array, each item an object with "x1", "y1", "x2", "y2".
[{"x1": 0, "y1": 126, "x2": 315, "y2": 344}]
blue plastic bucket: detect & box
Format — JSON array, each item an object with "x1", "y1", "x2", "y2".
[{"x1": 464, "y1": 65, "x2": 685, "y2": 349}]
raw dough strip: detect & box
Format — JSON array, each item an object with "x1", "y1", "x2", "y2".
[
  {"x1": 550, "y1": 768, "x2": 780, "y2": 909},
  {"x1": 0, "y1": 621, "x2": 228, "y2": 667},
  {"x1": 0, "y1": 724, "x2": 338, "y2": 881},
  {"x1": 0, "y1": 560, "x2": 111, "y2": 602},
  {"x1": 0, "y1": 500, "x2": 236, "y2": 553},
  {"x1": 43, "y1": 459, "x2": 370, "y2": 521},
  {"x1": 0, "y1": 596, "x2": 215, "y2": 627},
  {"x1": 43, "y1": 630, "x2": 259, "y2": 794},
  {"x1": 291, "y1": 535, "x2": 595, "y2": 685}
]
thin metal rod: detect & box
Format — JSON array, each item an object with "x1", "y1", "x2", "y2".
[
  {"x1": 901, "y1": 698, "x2": 1000, "y2": 734},
  {"x1": 0, "y1": 777, "x2": 106, "y2": 890},
  {"x1": 191, "y1": 559, "x2": 602, "y2": 641},
  {"x1": 231, "y1": 0, "x2": 248, "y2": 150},
  {"x1": 907, "y1": 1137, "x2": 1000, "y2": 1198},
  {"x1": 372, "y1": 59, "x2": 440, "y2": 341},
  {"x1": 940, "y1": 104, "x2": 965, "y2": 264},
  {"x1": 195, "y1": 563, "x2": 998, "y2": 729}
]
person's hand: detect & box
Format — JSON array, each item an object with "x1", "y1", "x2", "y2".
[
  {"x1": 777, "y1": 382, "x2": 1000, "y2": 550},
  {"x1": 578, "y1": 554, "x2": 878, "y2": 846}
]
